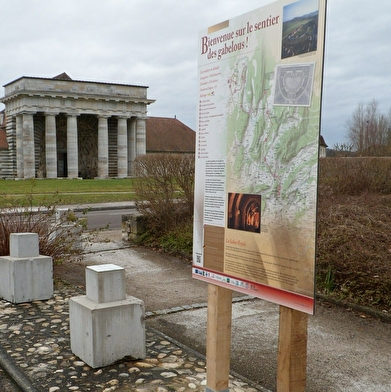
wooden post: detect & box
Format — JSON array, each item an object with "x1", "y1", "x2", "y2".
[
  {"x1": 277, "y1": 305, "x2": 308, "y2": 392},
  {"x1": 206, "y1": 284, "x2": 233, "y2": 392}
]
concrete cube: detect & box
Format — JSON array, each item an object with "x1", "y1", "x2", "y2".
[
  {"x1": 122, "y1": 214, "x2": 147, "y2": 241},
  {"x1": 69, "y1": 295, "x2": 146, "y2": 368},
  {"x1": 86, "y1": 264, "x2": 126, "y2": 303},
  {"x1": 0, "y1": 255, "x2": 53, "y2": 303},
  {"x1": 10, "y1": 233, "x2": 39, "y2": 258}
]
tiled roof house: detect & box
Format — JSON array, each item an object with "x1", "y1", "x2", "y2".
[{"x1": 146, "y1": 116, "x2": 195, "y2": 154}]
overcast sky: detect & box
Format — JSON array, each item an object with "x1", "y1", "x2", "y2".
[{"x1": 0, "y1": 0, "x2": 390, "y2": 148}]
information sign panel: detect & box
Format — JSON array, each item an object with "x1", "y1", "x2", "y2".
[{"x1": 193, "y1": 0, "x2": 327, "y2": 314}]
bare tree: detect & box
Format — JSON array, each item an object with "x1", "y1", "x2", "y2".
[
  {"x1": 346, "y1": 99, "x2": 391, "y2": 156},
  {"x1": 346, "y1": 102, "x2": 365, "y2": 153},
  {"x1": 332, "y1": 142, "x2": 354, "y2": 157}
]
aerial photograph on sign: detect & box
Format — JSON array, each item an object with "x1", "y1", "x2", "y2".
[{"x1": 281, "y1": 0, "x2": 319, "y2": 59}]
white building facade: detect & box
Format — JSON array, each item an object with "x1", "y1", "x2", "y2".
[{"x1": 0, "y1": 73, "x2": 154, "y2": 179}]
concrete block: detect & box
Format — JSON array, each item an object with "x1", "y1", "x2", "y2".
[
  {"x1": 86, "y1": 264, "x2": 126, "y2": 303},
  {"x1": 69, "y1": 295, "x2": 146, "y2": 368},
  {"x1": 10, "y1": 233, "x2": 39, "y2": 258},
  {"x1": 122, "y1": 214, "x2": 147, "y2": 241},
  {"x1": 0, "y1": 255, "x2": 53, "y2": 303}
]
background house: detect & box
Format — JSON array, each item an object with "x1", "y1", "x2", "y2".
[
  {"x1": 319, "y1": 135, "x2": 328, "y2": 158},
  {"x1": 146, "y1": 116, "x2": 195, "y2": 154}
]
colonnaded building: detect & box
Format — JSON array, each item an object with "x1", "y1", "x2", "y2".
[{"x1": 0, "y1": 73, "x2": 195, "y2": 180}]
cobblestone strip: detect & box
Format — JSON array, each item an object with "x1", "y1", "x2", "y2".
[{"x1": 0, "y1": 289, "x2": 262, "y2": 392}]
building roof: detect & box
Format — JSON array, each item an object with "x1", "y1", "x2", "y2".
[
  {"x1": 52, "y1": 72, "x2": 73, "y2": 80},
  {"x1": 146, "y1": 116, "x2": 195, "y2": 153},
  {"x1": 3, "y1": 72, "x2": 148, "y2": 89}
]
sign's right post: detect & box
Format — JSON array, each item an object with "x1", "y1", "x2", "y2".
[{"x1": 277, "y1": 305, "x2": 308, "y2": 392}]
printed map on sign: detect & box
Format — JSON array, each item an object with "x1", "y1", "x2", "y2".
[
  {"x1": 193, "y1": 0, "x2": 326, "y2": 315},
  {"x1": 225, "y1": 59, "x2": 319, "y2": 228}
]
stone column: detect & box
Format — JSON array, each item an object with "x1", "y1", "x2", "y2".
[
  {"x1": 15, "y1": 115, "x2": 24, "y2": 178},
  {"x1": 23, "y1": 112, "x2": 35, "y2": 179},
  {"x1": 45, "y1": 113, "x2": 57, "y2": 178},
  {"x1": 117, "y1": 117, "x2": 128, "y2": 178},
  {"x1": 98, "y1": 116, "x2": 109, "y2": 179},
  {"x1": 136, "y1": 117, "x2": 146, "y2": 156},
  {"x1": 128, "y1": 118, "x2": 137, "y2": 175},
  {"x1": 67, "y1": 114, "x2": 79, "y2": 178}
]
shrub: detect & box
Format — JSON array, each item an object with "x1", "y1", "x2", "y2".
[
  {"x1": 158, "y1": 220, "x2": 194, "y2": 257},
  {"x1": 133, "y1": 154, "x2": 195, "y2": 235},
  {"x1": 0, "y1": 194, "x2": 87, "y2": 263}
]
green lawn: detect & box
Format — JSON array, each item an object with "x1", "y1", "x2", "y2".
[{"x1": 0, "y1": 178, "x2": 136, "y2": 207}]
